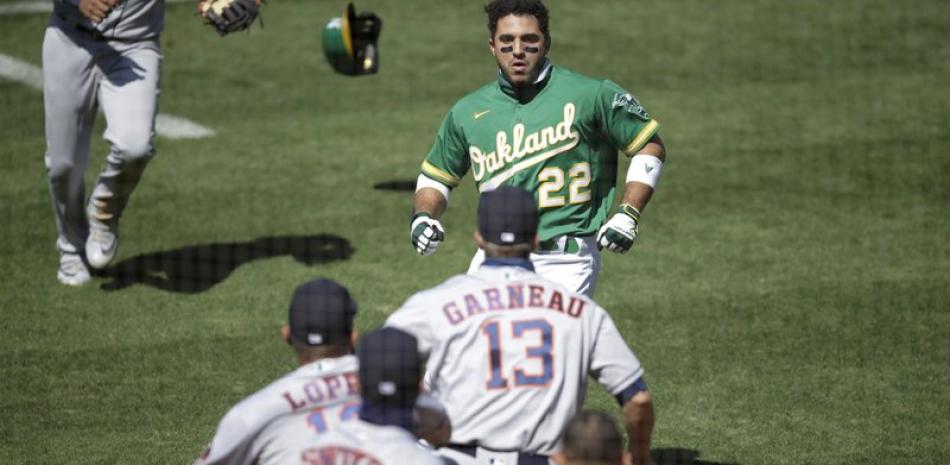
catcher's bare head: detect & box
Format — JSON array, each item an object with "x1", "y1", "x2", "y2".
[
  {"x1": 281, "y1": 278, "x2": 358, "y2": 364},
  {"x1": 553, "y1": 410, "x2": 624, "y2": 465},
  {"x1": 474, "y1": 186, "x2": 539, "y2": 258},
  {"x1": 485, "y1": 0, "x2": 551, "y2": 87}
]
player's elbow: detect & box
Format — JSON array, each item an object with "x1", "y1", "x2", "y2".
[
  {"x1": 426, "y1": 416, "x2": 452, "y2": 446},
  {"x1": 621, "y1": 389, "x2": 654, "y2": 428},
  {"x1": 645, "y1": 134, "x2": 666, "y2": 162},
  {"x1": 621, "y1": 389, "x2": 655, "y2": 460},
  {"x1": 413, "y1": 401, "x2": 452, "y2": 446}
]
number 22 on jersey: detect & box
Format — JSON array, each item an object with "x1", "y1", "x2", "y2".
[
  {"x1": 482, "y1": 318, "x2": 554, "y2": 389},
  {"x1": 537, "y1": 162, "x2": 592, "y2": 208}
]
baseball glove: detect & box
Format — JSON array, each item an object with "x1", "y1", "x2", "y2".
[{"x1": 198, "y1": 0, "x2": 262, "y2": 36}]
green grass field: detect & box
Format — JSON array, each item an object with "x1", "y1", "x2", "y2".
[{"x1": 2, "y1": 0, "x2": 949, "y2": 464}]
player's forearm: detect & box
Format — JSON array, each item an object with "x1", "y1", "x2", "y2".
[
  {"x1": 413, "y1": 392, "x2": 452, "y2": 446},
  {"x1": 639, "y1": 134, "x2": 666, "y2": 162},
  {"x1": 414, "y1": 406, "x2": 452, "y2": 446},
  {"x1": 622, "y1": 135, "x2": 666, "y2": 212},
  {"x1": 622, "y1": 390, "x2": 655, "y2": 465},
  {"x1": 413, "y1": 187, "x2": 448, "y2": 219},
  {"x1": 621, "y1": 181, "x2": 654, "y2": 212}
]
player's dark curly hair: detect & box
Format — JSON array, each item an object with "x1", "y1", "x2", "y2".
[{"x1": 484, "y1": 0, "x2": 551, "y2": 47}]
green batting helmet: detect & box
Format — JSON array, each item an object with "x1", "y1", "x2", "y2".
[{"x1": 322, "y1": 2, "x2": 382, "y2": 76}]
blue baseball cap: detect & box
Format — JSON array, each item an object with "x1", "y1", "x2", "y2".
[
  {"x1": 477, "y1": 186, "x2": 539, "y2": 245},
  {"x1": 288, "y1": 279, "x2": 357, "y2": 347}
]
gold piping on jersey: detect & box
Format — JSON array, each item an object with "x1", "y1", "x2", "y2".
[
  {"x1": 421, "y1": 161, "x2": 461, "y2": 187},
  {"x1": 623, "y1": 119, "x2": 660, "y2": 156}
]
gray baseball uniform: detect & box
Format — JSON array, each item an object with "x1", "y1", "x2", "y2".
[
  {"x1": 44, "y1": 0, "x2": 164, "y2": 259},
  {"x1": 386, "y1": 261, "x2": 645, "y2": 459},
  {"x1": 195, "y1": 355, "x2": 361, "y2": 465},
  {"x1": 295, "y1": 420, "x2": 445, "y2": 465}
]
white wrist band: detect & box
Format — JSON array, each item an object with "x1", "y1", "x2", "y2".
[{"x1": 626, "y1": 154, "x2": 663, "y2": 189}]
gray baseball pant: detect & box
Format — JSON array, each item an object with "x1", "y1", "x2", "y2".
[{"x1": 43, "y1": 15, "x2": 161, "y2": 255}]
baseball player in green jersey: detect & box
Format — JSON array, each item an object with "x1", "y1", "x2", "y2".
[{"x1": 410, "y1": 0, "x2": 667, "y2": 297}]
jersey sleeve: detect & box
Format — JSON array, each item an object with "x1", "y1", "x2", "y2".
[
  {"x1": 588, "y1": 310, "x2": 645, "y2": 396},
  {"x1": 596, "y1": 80, "x2": 661, "y2": 156},
  {"x1": 385, "y1": 294, "x2": 439, "y2": 358},
  {"x1": 420, "y1": 109, "x2": 469, "y2": 189},
  {"x1": 193, "y1": 408, "x2": 256, "y2": 465}
]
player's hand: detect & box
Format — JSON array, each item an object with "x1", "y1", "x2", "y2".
[
  {"x1": 597, "y1": 204, "x2": 640, "y2": 254},
  {"x1": 79, "y1": 0, "x2": 120, "y2": 23},
  {"x1": 411, "y1": 213, "x2": 444, "y2": 256}
]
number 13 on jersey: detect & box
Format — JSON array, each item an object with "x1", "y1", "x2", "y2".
[{"x1": 482, "y1": 318, "x2": 554, "y2": 389}]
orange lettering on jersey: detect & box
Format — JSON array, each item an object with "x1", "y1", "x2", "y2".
[
  {"x1": 528, "y1": 285, "x2": 545, "y2": 307},
  {"x1": 344, "y1": 371, "x2": 360, "y2": 397},
  {"x1": 507, "y1": 284, "x2": 524, "y2": 308},
  {"x1": 465, "y1": 294, "x2": 486, "y2": 316},
  {"x1": 566, "y1": 297, "x2": 586, "y2": 317},
  {"x1": 547, "y1": 290, "x2": 564, "y2": 312},
  {"x1": 324, "y1": 375, "x2": 342, "y2": 400},
  {"x1": 304, "y1": 381, "x2": 325, "y2": 404},
  {"x1": 483, "y1": 288, "x2": 505, "y2": 310},
  {"x1": 283, "y1": 372, "x2": 360, "y2": 413},
  {"x1": 282, "y1": 391, "x2": 306, "y2": 410},
  {"x1": 443, "y1": 301, "x2": 464, "y2": 325}
]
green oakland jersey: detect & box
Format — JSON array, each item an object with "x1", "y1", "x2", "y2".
[{"x1": 421, "y1": 64, "x2": 660, "y2": 241}]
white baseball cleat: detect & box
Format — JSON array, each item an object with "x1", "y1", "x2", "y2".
[
  {"x1": 58, "y1": 252, "x2": 91, "y2": 286},
  {"x1": 86, "y1": 215, "x2": 119, "y2": 269}
]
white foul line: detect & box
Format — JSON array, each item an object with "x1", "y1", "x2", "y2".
[
  {"x1": 0, "y1": 0, "x2": 196, "y2": 15},
  {"x1": 0, "y1": 52, "x2": 214, "y2": 140}
]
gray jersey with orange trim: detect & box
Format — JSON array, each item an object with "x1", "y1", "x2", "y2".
[
  {"x1": 295, "y1": 420, "x2": 445, "y2": 465},
  {"x1": 419, "y1": 63, "x2": 659, "y2": 242},
  {"x1": 385, "y1": 263, "x2": 644, "y2": 455},
  {"x1": 194, "y1": 355, "x2": 360, "y2": 465}
]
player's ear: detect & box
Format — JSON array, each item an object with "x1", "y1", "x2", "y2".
[
  {"x1": 349, "y1": 330, "x2": 359, "y2": 351},
  {"x1": 280, "y1": 325, "x2": 292, "y2": 346},
  {"x1": 488, "y1": 37, "x2": 496, "y2": 57},
  {"x1": 531, "y1": 234, "x2": 540, "y2": 252},
  {"x1": 474, "y1": 230, "x2": 486, "y2": 248}
]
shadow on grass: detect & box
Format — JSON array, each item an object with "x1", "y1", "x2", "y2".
[
  {"x1": 654, "y1": 448, "x2": 740, "y2": 465},
  {"x1": 372, "y1": 179, "x2": 416, "y2": 192},
  {"x1": 98, "y1": 234, "x2": 354, "y2": 293}
]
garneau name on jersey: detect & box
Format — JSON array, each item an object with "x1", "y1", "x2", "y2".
[
  {"x1": 442, "y1": 282, "x2": 587, "y2": 325},
  {"x1": 470, "y1": 103, "x2": 579, "y2": 184},
  {"x1": 281, "y1": 371, "x2": 359, "y2": 411}
]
